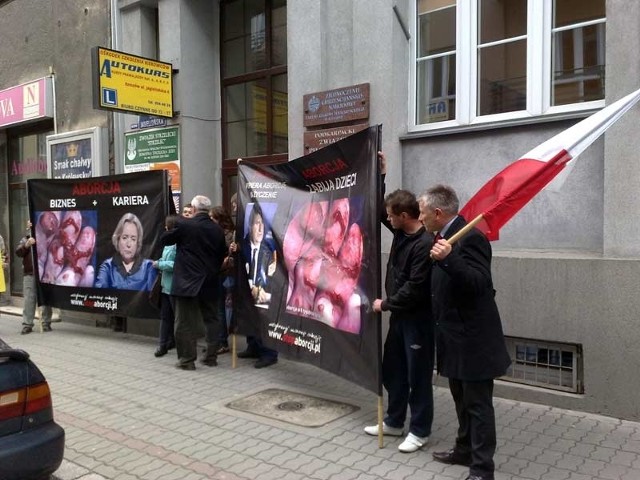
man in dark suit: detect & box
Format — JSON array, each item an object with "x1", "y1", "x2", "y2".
[
  {"x1": 418, "y1": 185, "x2": 511, "y2": 480},
  {"x1": 237, "y1": 202, "x2": 278, "y2": 368},
  {"x1": 161, "y1": 195, "x2": 227, "y2": 370},
  {"x1": 241, "y1": 202, "x2": 276, "y2": 304}
]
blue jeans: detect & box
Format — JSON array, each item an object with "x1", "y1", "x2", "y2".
[{"x1": 22, "y1": 274, "x2": 52, "y2": 327}]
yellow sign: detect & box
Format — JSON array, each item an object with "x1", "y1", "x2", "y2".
[{"x1": 92, "y1": 47, "x2": 173, "y2": 118}]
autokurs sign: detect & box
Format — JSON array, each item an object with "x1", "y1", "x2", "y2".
[{"x1": 91, "y1": 47, "x2": 174, "y2": 118}]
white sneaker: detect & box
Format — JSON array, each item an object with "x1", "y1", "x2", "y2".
[
  {"x1": 398, "y1": 432, "x2": 428, "y2": 453},
  {"x1": 363, "y1": 422, "x2": 404, "y2": 436}
]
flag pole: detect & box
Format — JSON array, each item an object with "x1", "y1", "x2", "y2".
[
  {"x1": 377, "y1": 396, "x2": 384, "y2": 448},
  {"x1": 446, "y1": 214, "x2": 485, "y2": 245},
  {"x1": 231, "y1": 334, "x2": 237, "y2": 369},
  {"x1": 376, "y1": 126, "x2": 384, "y2": 449},
  {"x1": 232, "y1": 157, "x2": 243, "y2": 370}
]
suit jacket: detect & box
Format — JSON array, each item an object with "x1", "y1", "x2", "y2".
[
  {"x1": 161, "y1": 212, "x2": 227, "y2": 298},
  {"x1": 242, "y1": 236, "x2": 274, "y2": 290},
  {"x1": 431, "y1": 215, "x2": 511, "y2": 381}
]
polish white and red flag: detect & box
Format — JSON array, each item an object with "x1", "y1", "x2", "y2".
[{"x1": 458, "y1": 88, "x2": 640, "y2": 241}]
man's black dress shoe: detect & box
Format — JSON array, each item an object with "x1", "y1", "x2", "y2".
[
  {"x1": 432, "y1": 449, "x2": 472, "y2": 466},
  {"x1": 465, "y1": 475, "x2": 493, "y2": 480},
  {"x1": 154, "y1": 347, "x2": 168, "y2": 357},
  {"x1": 175, "y1": 362, "x2": 196, "y2": 370},
  {"x1": 200, "y1": 357, "x2": 218, "y2": 366},
  {"x1": 237, "y1": 350, "x2": 259, "y2": 359},
  {"x1": 254, "y1": 357, "x2": 278, "y2": 369}
]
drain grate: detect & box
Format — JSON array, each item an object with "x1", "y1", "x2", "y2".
[
  {"x1": 277, "y1": 401, "x2": 304, "y2": 411},
  {"x1": 226, "y1": 388, "x2": 359, "y2": 427}
]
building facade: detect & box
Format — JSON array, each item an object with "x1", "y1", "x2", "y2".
[
  {"x1": 1, "y1": 0, "x2": 639, "y2": 420},
  {"x1": 0, "y1": 0, "x2": 111, "y2": 299}
]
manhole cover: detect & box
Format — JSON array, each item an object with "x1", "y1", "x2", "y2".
[{"x1": 226, "y1": 388, "x2": 359, "y2": 427}]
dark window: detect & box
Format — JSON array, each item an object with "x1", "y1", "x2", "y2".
[
  {"x1": 502, "y1": 336, "x2": 583, "y2": 393},
  {"x1": 221, "y1": 0, "x2": 288, "y2": 205}
]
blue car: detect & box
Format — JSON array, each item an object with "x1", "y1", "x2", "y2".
[{"x1": 0, "y1": 337, "x2": 64, "y2": 480}]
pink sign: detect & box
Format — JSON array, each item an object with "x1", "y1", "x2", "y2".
[{"x1": 0, "y1": 77, "x2": 53, "y2": 128}]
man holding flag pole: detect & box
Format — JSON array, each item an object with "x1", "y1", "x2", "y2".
[
  {"x1": 419, "y1": 185, "x2": 510, "y2": 480},
  {"x1": 417, "y1": 87, "x2": 640, "y2": 480}
]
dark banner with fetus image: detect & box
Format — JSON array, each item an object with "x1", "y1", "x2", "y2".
[
  {"x1": 235, "y1": 125, "x2": 381, "y2": 392},
  {"x1": 27, "y1": 170, "x2": 170, "y2": 317}
]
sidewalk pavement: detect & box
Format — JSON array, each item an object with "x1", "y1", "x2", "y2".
[{"x1": 2, "y1": 312, "x2": 640, "y2": 480}]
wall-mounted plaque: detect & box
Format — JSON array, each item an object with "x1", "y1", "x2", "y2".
[
  {"x1": 303, "y1": 83, "x2": 369, "y2": 127},
  {"x1": 304, "y1": 123, "x2": 370, "y2": 154}
]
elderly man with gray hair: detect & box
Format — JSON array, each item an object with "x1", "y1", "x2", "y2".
[{"x1": 161, "y1": 195, "x2": 228, "y2": 370}]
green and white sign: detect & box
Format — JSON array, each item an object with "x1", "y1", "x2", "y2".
[
  {"x1": 124, "y1": 126, "x2": 179, "y2": 168},
  {"x1": 124, "y1": 126, "x2": 181, "y2": 198}
]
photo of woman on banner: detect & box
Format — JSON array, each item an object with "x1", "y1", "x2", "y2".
[
  {"x1": 242, "y1": 202, "x2": 277, "y2": 307},
  {"x1": 95, "y1": 212, "x2": 158, "y2": 291}
]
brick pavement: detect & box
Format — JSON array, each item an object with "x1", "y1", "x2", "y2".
[{"x1": 2, "y1": 313, "x2": 640, "y2": 480}]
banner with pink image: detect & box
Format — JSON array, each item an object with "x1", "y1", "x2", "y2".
[{"x1": 235, "y1": 126, "x2": 381, "y2": 392}]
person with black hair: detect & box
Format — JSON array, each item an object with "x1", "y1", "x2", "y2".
[
  {"x1": 209, "y1": 206, "x2": 236, "y2": 354},
  {"x1": 152, "y1": 215, "x2": 178, "y2": 357}
]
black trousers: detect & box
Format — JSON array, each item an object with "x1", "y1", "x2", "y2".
[
  {"x1": 449, "y1": 377, "x2": 496, "y2": 479},
  {"x1": 158, "y1": 293, "x2": 175, "y2": 348},
  {"x1": 173, "y1": 294, "x2": 219, "y2": 367},
  {"x1": 246, "y1": 336, "x2": 278, "y2": 360},
  {"x1": 382, "y1": 318, "x2": 434, "y2": 438}
]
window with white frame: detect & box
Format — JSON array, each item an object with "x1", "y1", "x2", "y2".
[{"x1": 412, "y1": 0, "x2": 606, "y2": 130}]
